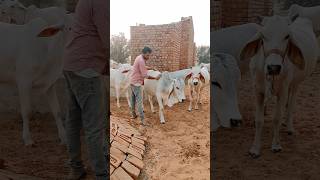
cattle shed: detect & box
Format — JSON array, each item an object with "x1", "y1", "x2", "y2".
[
  {"x1": 212, "y1": 0, "x2": 273, "y2": 30},
  {"x1": 130, "y1": 17, "x2": 196, "y2": 71}
]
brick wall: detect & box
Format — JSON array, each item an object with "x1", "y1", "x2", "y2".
[
  {"x1": 130, "y1": 17, "x2": 195, "y2": 71},
  {"x1": 215, "y1": 0, "x2": 272, "y2": 28}
]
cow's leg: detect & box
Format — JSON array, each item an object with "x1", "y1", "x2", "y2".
[
  {"x1": 195, "y1": 87, "x2": 201, "y2": 110},
  {"x1": 286, "y1": 86, "x2": 298, "y2": 135},
  {"x1": 271, "y1": 91, "x2": 287, "y2": 153},
  {"x1": 249, "y1": 92, "x2": 265, "y2": 158},
  {"x1": 126, "y1": 89, "x2": 131, "y2": 108},
  {"x1": 156, "y1": 95, "x2": 165, "y2": 124},
  {"x1": 17, "y1": 81, "x2": 33, "y2": 145},
  {"x1": 46, "y1": 84, "x2": 67, "y2": 144},
  {"x1": 115, "y1": 85, "x2": 121, "y2": 108},
  {"x1": 148, "y1": 95, "x2": 155, "y2": 113},
  {"x1": 188, "y1": 86, "x2": 193, "y2": 112}
]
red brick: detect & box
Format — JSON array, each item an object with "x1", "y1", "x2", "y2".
[
  {"x1": 110, "y1": 174, "x2": 120, "y2": 180},
  {"x1": 110, "y1": 154, "x2": 121, "y2": 168},
  {"x1": 112, "y1": 141, "x2": 128, "y2": 153},
  {"x1": 131, "y1": 141, "x2": 145, "y2": 151},
  {"x1": 127, "y1": 147, "x2": 143, "y2": 160},
  {"x1": 114, "y1": 136, "x2": 130, "y2": 147},
  {"x1": 113, "y1": 167, "x2": 134, "y2": 180},
  {"x1": 110, "y1": 146, "x2": 126, "y2": 162},
  {"x1": 110, "y1": 165, "x2": 115, "y2": 174},
  {"x1": 121, "y1": 161, "x2": 140, "y2": 179},
  {"x1": 132, "y1": 137, "x2": 144, "y2": 145},
  {"x1": 133, "y1": 134, "x2": 147, "y2": 141},
  {"x1": 118, "y1": 133, "x2": 132, "y2": 144},
  {"x1": 129, "y1": 144, "x2": 144, "y2": 155},
  {"x1": 126, "y1": 155, "x2": 144, "y2": 170}
]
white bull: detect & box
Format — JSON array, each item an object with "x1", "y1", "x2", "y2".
[
  {"x1": 110, "y1": 63, "x2": 132, "y2": 108},
  {"x1": 240, "y1": 16, "x2": 319, "y2": 158},
  {"x1": 168, "y1": 68, "x2": 191, "y2": 101},
  {"x1": 0, "y1": 17, "x2": 71, "y2": 145},
  {"x1": 211, "y1": 23, "x2": 260, "y2": 74},
  {"x1": 288, "y1": 4, "x2": 320, "y2": 37},
  {"x1": 185, "y1": 66, "x2": 210, "y2": 111},
  {"x1": 0, "y1": 0, "x2": 67, "y2": 25},
  {"x1": 144, "y1": 71, "x2": 184, "y2": 124},
  {"x1": 212, "y1": 53, "x2": 242, "y2": 131}
]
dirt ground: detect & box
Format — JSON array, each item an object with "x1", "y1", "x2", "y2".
[
  {"x1": 0, "y1": 112, "x2": 96, "y2": 180},
  {"x1": 111, "y1": 87, "x2": 210, "y2": 180},
  {"x1": 215, "y1": 63, "x2": 320, "y2": 179}
]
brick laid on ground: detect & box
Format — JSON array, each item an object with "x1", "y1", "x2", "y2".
[
  {"x1": 121, "y1": 160, "x2": 140, "y2": 179},
  {"x1": 113, "y1": 167, "x2": 134, "y2": 180},
  {"x1": 126, "y1": 155, "x2": 144, "y2": 169}
]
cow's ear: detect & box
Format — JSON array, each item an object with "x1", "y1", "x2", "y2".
[
  {"x1": 240, "y1": 34, "x2": 262, "y2": 62},
  {"x1": 287, "y1": 39, "x2": 305, "y2": 70},
  {"x1": 37, "y1": 24, "x2": 64, "y2": 37},
  {"x1": 185, "y1": 73, "x2": 192, "y2": 84},
  {"x1": 200, "y1": 72, "x2": 206, "y2": 84}
]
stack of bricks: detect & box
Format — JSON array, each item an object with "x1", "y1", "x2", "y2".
[
  {"x1": 130, "y1": 17, "x2": 195, "y2": 71},
  {"x1": 212, "y1": 0, "x2": 222, "y2": 30},
  {"x1": 110, "y1": 116, "x2": 147, "y2": 180},
  {"x1": 218, "y1": 0, "x2": 272, "y2": 28}
]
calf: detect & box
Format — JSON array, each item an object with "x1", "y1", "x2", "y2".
[
  {"x1": 110, "y1": 63, "x2": 132, "y2": 108},
  {"x1": 185, "y1": 66, "x2": 210, "y2": 111},
  {"x1": 0, "y1": 17, "x2": 70, "y2": 145},
  {"x1": 212, "y1": 53, "x2": 242, "y2": 131},
  {"x1": 144, "y1": 71, "x2": 184, "y2": 124},
  {"x1": 240, "y1": 16, "x2": 318, "y2": 157}
]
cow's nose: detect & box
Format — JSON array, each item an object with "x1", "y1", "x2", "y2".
[
  {"x1": 267, "y1": 65, "x2": 281, "y2": 75},
  {"x1": 230, "y1": 119, "x2": 242, "y2": 127},
  {"x1": 194, "y1": 82, "x2": 198, "y2": 85}
]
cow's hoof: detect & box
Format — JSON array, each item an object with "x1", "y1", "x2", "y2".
[
  {"x1": 271, "y1": 144, "x2": 282, "y2": 153},
  {"x1": 195, "y1": 107, "x2": 199, "y2": 110},
  {"x1": 160, "y1": 122, "x2": 165, "y2": 124},
  {"x1": 24, "y1": 140, "x2": 34, "y2": 146},
  {"x1": 248, "y1": 151, "x2": 260, "y2": 159},
  {"x1": 249, "y1": 146, "x2": 260, "y2": 158}
]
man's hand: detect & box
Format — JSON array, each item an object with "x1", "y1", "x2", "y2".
[{"x1": 155, "y1": 74, "x2": 161, "y2": 80}]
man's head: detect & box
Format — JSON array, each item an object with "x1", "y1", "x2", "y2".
[{"x1": 142, "y1": 46, "x2": 152, "y2": 60}]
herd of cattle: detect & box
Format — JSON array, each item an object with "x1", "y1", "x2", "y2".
[
  {"x1": 110, "y1": 60, "x2": 210, "y2": 124},
  {"x1": 212, "y1": 4, "x2": 320, "y2": 158}
]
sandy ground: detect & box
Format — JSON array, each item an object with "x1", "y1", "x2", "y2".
[
  {"x1": 0, "y1": 112, "x2": 96, "y2": 179},
  {"x1": 214, "y1": 63, "x2": 320, "y2": 179},
  {"x1": 111, "y1": 87, "x2": 210, "y2": 180}
]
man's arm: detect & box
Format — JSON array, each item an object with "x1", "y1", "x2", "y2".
[
  {"x1": 145, "y1": 66, "x2": 158, "y2": 71},
  {"x1": 139, "y1": 61, "x2": 160, "y2": 80}
]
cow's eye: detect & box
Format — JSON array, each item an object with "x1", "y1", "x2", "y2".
[
  {"x1": 212, "y1": 81, "x2": 222, "y2": 89},
  {"x1": 284, "y1": 35, "x2": 290, "y2": 40},
  {"x1": 176, "y1": 87, "x2": 180, "y2": 90}
]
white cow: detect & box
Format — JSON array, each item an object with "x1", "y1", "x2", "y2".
[
  {"x1": 110, "y1": 59, "x2": 119, "y2": 69},
  {"x1": 211, "y1": 23, "x2": 260, "y2": 74},
  {"x1": 144, "y1": 71, "x2": 184, "y2": 124},
  {"x1": 240, "y1": 15, "x2": 319, "y2": 157},
  {"x1": 110, "y1": 63, "x2": 132, "y2": 108},
  {"x1": 0, "y1": 0, "x2": 67, "y2": 26},
  {"x1": 288, "y1": 4, "x2": 320, "y2": 37},
  {"x1": 0, "y1": 17, "x2": 71, "y2": 145},
  {"x1": 168, "y1": 68, "x2": 191, "y2": 101},
  {"x1": 200, "y1": 63, "x2": 210, "y2": 73},
  {"x1": 212, "y1": 53, "x2": 242, "y2": 131},
  {"x1": 185, "y1": 66, "x2": 210, "y2": 111}
]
